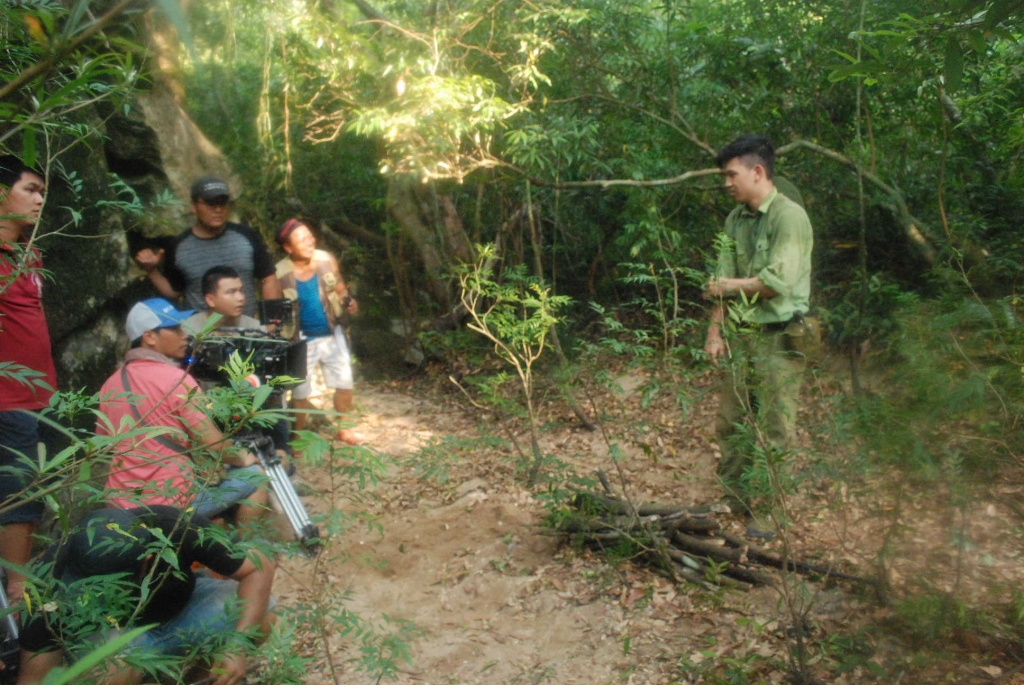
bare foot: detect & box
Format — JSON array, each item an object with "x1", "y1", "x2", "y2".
[{"x1": 334, "y1": 429, "x2": 365, "y2": 445}]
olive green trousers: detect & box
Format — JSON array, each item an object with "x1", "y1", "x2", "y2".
[{"x1": 715, "y1": 331, "x2": 806, "y2": 508}]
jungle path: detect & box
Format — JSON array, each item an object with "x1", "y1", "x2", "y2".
[{"x1": 272, "y1": 378, "x2": 1021, "y2": 685}]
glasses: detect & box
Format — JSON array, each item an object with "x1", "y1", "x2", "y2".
[{"x1": 199, "y1": 197, "x2": 232, "y2": 207}]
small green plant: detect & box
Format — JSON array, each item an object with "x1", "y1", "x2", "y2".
[
  {"x1": 678, "y1": 635, "x2": 779, "y2": 685},
  {"x1": 821, "y1": 630, "x2": 886, "y2": 679},
  {"x1": 255, "y1": 621, "x2": 312, "y2": 685},
  {"x1": 456, "y1": 244, "x2": 572, "y2": 484},
  {"x1": 892, "y1": 593, "x2": 975, "y2": 646},
  {"x1": 618, "y1": 203, "x2": 708, "y2": 356}
]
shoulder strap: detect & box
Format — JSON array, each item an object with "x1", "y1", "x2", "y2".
[
  {"x1": 120, "y1": 365, "x2": 190, "y2": 455},
  {"x1": 276, "y1": 258, "x2": 297, "y2": 293}
]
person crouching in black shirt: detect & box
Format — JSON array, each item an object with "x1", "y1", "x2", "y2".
[{"x1": 17, "y1": 506, "x2": 275, "y2": 685}]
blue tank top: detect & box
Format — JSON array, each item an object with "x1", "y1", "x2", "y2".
[{"x1": 297, "y1": 275, "x2": 331, "y2": 337}]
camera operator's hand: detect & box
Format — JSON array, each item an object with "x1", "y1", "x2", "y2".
[
  {"x1": 225, "y1": 447, "x2": 259, "y2": 468},
  {"x1": 210, "y1": 652, "x2": 247, "y2": 685},
  {"x1": 345, "y1": 295, "x2": 358, "y2": 316},
  {"x1": 239, "y1": 448, "x2": 259, "y2": 467},
  {"x1": 133, "y1": 247, "x2": 165, "y2": 273}
]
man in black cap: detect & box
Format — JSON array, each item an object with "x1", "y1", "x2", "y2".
[
  {"x1": 133, "y1": 176, "x2": 282, "y2": 318},
  {"x1": 16, "y1": 506, "x2": 276, "y2": 685}
]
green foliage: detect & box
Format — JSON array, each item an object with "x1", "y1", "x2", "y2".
[
  {"x1": 39, "y1": 625, "x2": 155, "y2": 685},
  {"x1": 12, "y1": 0, "x2": 1024, "y2": 679},
  {"x1": 821, "y1": 630, "x2": 886, "y2": 679},
  {"x1": 616, "y1": 203, "x2": 708, "y2": 355},
  {"x1": 459, "y1": 248, "x2": 572, "y2": 354},
  {"x1": 254, "y1": 621, "x2": 312, "y2": 685},
  {"x1": 0, "y1": 361, "x2": 54, "y2": 394},
  {"x1": 822, "y1": 273, "x2": 918, "y2": 355},
  {"x1": 828, "y1": 297, "x2": 1024, "y2": 474},
  {"x1": 0, "y1": 1, "x2": 141, "y2": 153},
  {"x1": 892, "y1": 593, "x2": 978, "y2": 646},
  {"x1": 677, "y1": 636, "x2": 780, "y2": 685},
  {"x1": 737, "y1": 440, "x2": 801, "y2": 514},
  {"x1": 456, "y1": 243, "x2": 572, "y2": 482}
]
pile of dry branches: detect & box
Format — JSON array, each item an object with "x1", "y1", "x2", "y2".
[{"x1": 553, "y1": 492, "x2": 871, "y2": 591}]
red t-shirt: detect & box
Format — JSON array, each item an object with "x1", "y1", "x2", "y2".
[
  {"x1": 0, "y1": 242, "x2": 57, "y2": 411},
  {"x1": 98, "y1": 352, "x2": 209, "y2": 509}
]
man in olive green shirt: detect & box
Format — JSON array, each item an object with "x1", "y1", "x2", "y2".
[{"x1": 703, "y1": 134, "x2": 813, "y2": 517}]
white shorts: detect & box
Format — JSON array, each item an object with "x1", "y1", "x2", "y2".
[{"x1": 292, "y1": 327, "x2": 353, "y2": 399}]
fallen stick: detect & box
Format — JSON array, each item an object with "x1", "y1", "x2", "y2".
[
  {"x1": 661, "y1": 548, "x2": 755, "y2": 591},
  {"x1": 673, "y1": 531, "x2": 748, "y2": 565},
  {"x1": 663, "y1": 516, "x2": 721, "y2": 534},
  {"x1": 576, "y1": 491, "x2": 711, "y2": 519},
  {"x1": 719, "y1": 531, "x2": 874, "y2": 585}
]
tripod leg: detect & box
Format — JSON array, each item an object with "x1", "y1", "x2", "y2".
[{"x1": 263, "y1": 463, "x2": 319, "y2": 552}]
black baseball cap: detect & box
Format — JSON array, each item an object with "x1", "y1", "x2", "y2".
[{"x1": 190, "y1": 175, "x2": 231, "y2": 201}]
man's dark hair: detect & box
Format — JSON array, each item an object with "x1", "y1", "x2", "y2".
[
  {"x1": 0, "y1": 155, "x2": 42, "y2": 190},
  {"x1": 201, "y1": 265, "x2": 241, "y2": 296},
  {"x1": 715, "y1": 135, "x2": 775, "y2": 179}
]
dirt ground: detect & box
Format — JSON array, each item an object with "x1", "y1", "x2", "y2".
[{"x1": 270, "y1": 372, "x2": 1024, "y2": 685}]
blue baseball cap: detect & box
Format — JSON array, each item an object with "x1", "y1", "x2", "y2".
[{"x1": 126, "y1": 298, "x2": 194, "y2": 342}]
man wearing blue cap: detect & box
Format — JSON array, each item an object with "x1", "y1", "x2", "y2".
[
  {"x1": 95, "y1": 299, "x2": 267, "y2": 525},
  {"x1": 133, "y1": 176, "x2": 282, "y2": 317},
  {"x1": 16, "y1": 506, "x2": 276, "y2": 685}
]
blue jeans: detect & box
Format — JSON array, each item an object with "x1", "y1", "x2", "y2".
[
  {"x1": 0, "y1": 410, "x2": 47, "y2": 525},
  {"x1": 192, "y1": 465, "x2": 262, "y2": 518},
  {"x1": 132, "y1": 575, "x2": 242, "y2": 655}
]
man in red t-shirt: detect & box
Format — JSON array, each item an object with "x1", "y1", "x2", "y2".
[
  {"x1": 98, "y1": 298, "x2": 268, "y2": 526},
  {"x1": 0, "y1": 155, "x2": 57, "y2": 601}
]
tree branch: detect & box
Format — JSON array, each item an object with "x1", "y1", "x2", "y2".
[
  {"x1": 523, "y1": 138, "x2": 940, "y2": 263},
  {"x1": 776, "y1": 139, "x2": 938, "y2": 262},
  {"x1": 0, "y1": 0, "x2": 139, "y2": 103},
  {"x1": 533, "y1": 167, "x2": 722, "y2": 189},
  {"x1": 319, "y1": 216, "x2": 386, "y2": 248},
  {"x1": 347, "y1": 0, "x2": 388, "y2": 23},
  {"x1": 549, "y1": 93, "x2": 717, "y2": 158}
]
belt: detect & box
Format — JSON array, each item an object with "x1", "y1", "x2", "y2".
[{"x1": 760, "y1": 311, "x2": 806, "y2": 333}]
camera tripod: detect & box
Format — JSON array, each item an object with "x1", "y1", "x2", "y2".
[{"x1": 233, "y1": 433, "x2": 320, "y2": 556}]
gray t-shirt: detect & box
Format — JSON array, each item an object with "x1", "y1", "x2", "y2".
[
  {"x1": 164, "y1": 223, "x2": 276, "y2": 317},
  {"x1": 183, "y1": 312, "x2": 264, "y2": 336}
]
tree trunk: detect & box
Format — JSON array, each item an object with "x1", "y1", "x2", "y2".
[{"x1": 386, "y1": 177, "x2": 475, "y2": 308}]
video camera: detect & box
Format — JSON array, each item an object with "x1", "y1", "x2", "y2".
[{"x1": 185, "y1": 299, "x2": 307, "y2": 387}]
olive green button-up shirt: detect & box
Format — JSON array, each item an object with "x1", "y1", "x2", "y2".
[{"x1": 715, "y1": 186, "x2": 813, "y2": 325}]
